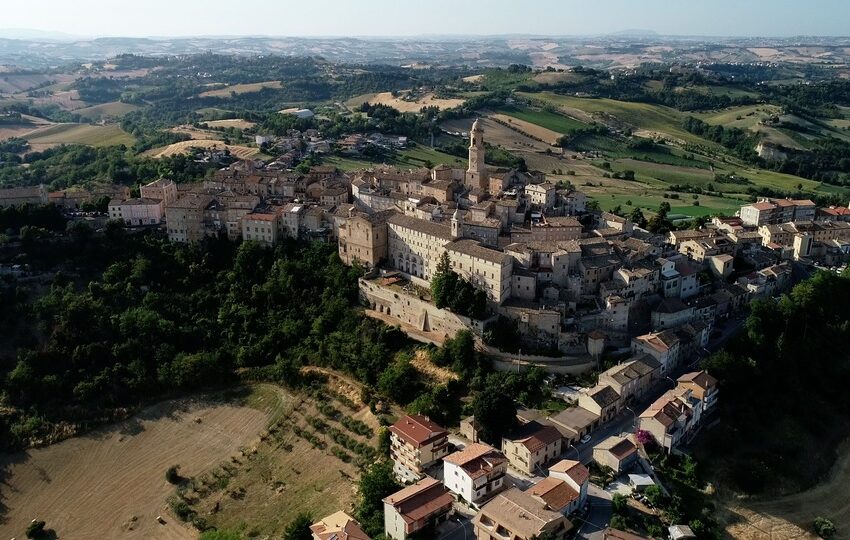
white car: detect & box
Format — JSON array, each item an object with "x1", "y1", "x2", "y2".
[{"x1": 580, "y1": 435, "x2": 592, "y2": 444}]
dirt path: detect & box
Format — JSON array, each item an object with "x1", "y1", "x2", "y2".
[
  {"x1": 0, "y1": 395, "x2": 272, "y2": 540},
  {"x1": 723, "y1": 439, "x2": 850, "y2": 539}
]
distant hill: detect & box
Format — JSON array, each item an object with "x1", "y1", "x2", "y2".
[
  {"x1": 609, "y1": 29, "x2": 660, "y2": 37},
  {"x1": 0, "y1": 28, "x2": 82, "y2": 41}
]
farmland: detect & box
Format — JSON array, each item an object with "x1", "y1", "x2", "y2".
[
  {"x1": 24, "y1": 123, "x2": 136, "y2": 148},
  {"x1": 0, "y1": 390, "x2": 273, "y2": 540},
  {"x1": 74, "y1": 101, "x2": 141, "y2": 120},
  {"x1": 496, "y1": 105, "x2": 588, "y2": 134},
  {"x1": 200, "y1": 81, "x2": 283, "y2": 98},
  {"x1": 346, "y1": 91, "x2": 466, "y2": 113},
  {"x1": 203, "y1": 119, "x2": 257, "y2": 130},
  {"x1": 145, "y1": 139, "x2": 259, "y2": 159}
]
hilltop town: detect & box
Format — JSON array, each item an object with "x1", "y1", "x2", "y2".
[{"x1": 3, "y1": 24, "x2": 850, "y2": 540}]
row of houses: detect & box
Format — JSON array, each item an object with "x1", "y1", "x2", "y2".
[{"x1": 384, "y1": 414, "x2": 588, "y2": 540}]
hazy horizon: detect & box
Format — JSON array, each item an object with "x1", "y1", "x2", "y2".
[{"x1": 3, "y1": 0, "x2": 850, "y2": 40}]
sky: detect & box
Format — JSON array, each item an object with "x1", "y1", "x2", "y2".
[{"x1": 3, "y1": 0, "x2": 850, "y2": 39}]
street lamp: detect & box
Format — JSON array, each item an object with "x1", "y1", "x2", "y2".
[{"x1": 567, "y1": 441, "x2": 580, "y2": 461}]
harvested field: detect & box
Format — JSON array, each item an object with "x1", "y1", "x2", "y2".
[
  {"x1": 0, "y1": 393, "x2": 272, "y2": 540},
  {"x1": 24, "y1": 123, "x2": 135, "y2": 148},
  {"x1": 489, "y1": 113, "x2": 563, "y2": 145},
  {"x1": 74, "y1": 101, "x2": 140, "y2": 120},
  {"x1": 170, "y1": 125, "x2": 226, "y2": 141},
  {"x1": 203, "y1": 119, "x2": 256, "y2": 130},
  {"x1": 146, "y1": 139, "x2": 258, "y2": 159},
  {"x1": 721, "y1": 439, "x2": 850, "y2": 540},
  {"x1": 200, "y1": 81, "x2": 282, "y2": 98},
  {"x1": 442, "y1": 117, "x2": 551, "y2": 152},
  {"x1": 346, "y1": 91, "x2": 465, "y2": 112}
]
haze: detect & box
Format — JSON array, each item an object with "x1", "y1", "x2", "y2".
[{"x1": 4, "y1": 0, "x2": 850, "y2": 39}]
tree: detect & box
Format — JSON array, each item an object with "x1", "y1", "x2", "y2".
[
  {"x1": 471, "y1": 374, "x2": 517, "y2": 444},
  {"x1": 612, "y1": 493, "x2": 628, "y2": 515},
  {"x1": 356, "y1": 461, "x2": 400, "y2": 537},
  {"x1": 283, "y1": 512, "x2": 314, "y2": 540},
  {"x1": 629, "y1": 207, "x2": 647, "y2": 228},
  {"x1": 378, "y1": 356, "x2": 422, "y2": 405},
  {"x1": 165, "y1": 464, "x2": 182, "y2": 484},
  {"x1": 25, "y1": 520, "x2": 47, "y2": 539},
  {"x1": 814, "y1": 517, "x2": 837, "y2": 539}
]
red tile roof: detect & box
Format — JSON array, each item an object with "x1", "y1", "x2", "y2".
[
  {"x1": 389, "y1": 415, "x2": 448, "y2": 448},
  {"x1": 528, "y1": 477, "x2": 580, "y2": 512},
  {"x1": 549, "y1": 459, "x2": 590, "y2": 486},
  {"x1": 383, "y1": 477, "x2": 454, "y2": 525}
]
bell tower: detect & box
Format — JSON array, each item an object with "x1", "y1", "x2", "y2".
[{"x1": 466, "y1": 118, "x2": 487, "y2": 189}]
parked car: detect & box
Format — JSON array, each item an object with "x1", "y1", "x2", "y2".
[{"x1": 580, "y1": 434, "x2": 592, "y2": 444}]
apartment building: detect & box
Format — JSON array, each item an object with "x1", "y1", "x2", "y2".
[
  {"x1": 443, "y1": 443, "x2": 507, "y2": 505},
  {"x1": 388, "y1": 415, "x2": 450, "y2": 482},
  {"x1": 472, "y1": 488, "x2": 572, "y2": 540},
  {"x1": 383, "y1": 477, "x2": 454, "y2": 540},
  {"x1": 165, "y1": 193, "x2": 214, "y2": 243},
  {"x1": 501, "y1": 421, "x2": 563, "y2": 475},
  {"x1": 526, "y1": 182, "x2": 557, "y2": 209},
  {"x1": 598, "y1": 354, "x2": 660, "y2": 403}
]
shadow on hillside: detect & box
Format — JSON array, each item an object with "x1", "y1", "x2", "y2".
[{"x1": 0, "y1": 450, "x2": 32, "y2": 526}]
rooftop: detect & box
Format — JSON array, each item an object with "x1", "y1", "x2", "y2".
[
  {"x1": 473, "y1": 487, "x2": 571, "y2": 539},
  {"x1": 389, "y1": 415, "x2": 448, "y2": 448}
]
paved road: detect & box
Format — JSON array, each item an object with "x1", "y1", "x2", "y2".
[
  {"x1": 437, "y1": 516, "x2": 474, "y2": 540},
  {"x1": 573, "y1": 483, "x2": 613, "y2": 540}
]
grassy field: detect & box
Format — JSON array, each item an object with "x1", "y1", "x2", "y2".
[
  {"x1": 24, "y1": 123, "x2": 136, "y2": 147},
  {"x1": 200, "y1": 81, "x2": 283, "y2": 98},
  {"x1": 325, "y1": 145, "x2": 464, "y2": 172},
  {"x1": 496, "y1": 106, "x2": 588, "y2": 134},
  {"x1": 74, "y1": 101, "x2": 140, "y2": 121},
  {"x1": 521, "y1": 91, "x2": 713, "y2": 145},
  {"x1": 695, "y1": 104, "x2": 781, "y2": 129}
]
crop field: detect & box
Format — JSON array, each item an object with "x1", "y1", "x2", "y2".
[
  {"x1": 0, "y1": 392, "x2": 272, "y2": 540},
  {"x1": 488, "y1": 113, "x2": 563, "y2": 145},
  {"x1": 203, "y1": 119, "x2": 257, "y2": 130},
  {"x1": 24, "y1": 123, "x2": 136, "y2": 148},
  {"x1": 345, "y1": 91, "x2": 465, "y2": 113},
  {"x1": 496, "y1": 106, "x2": 588, "y2": 134},
  {"x1": 200, "y1": 81, "x2": 283, "y2": 98},
  {"x1": 74, "y1": 101, "x2": 141, "y2": 120},
  {"x1": 146, "y1": 139, "x2": 259, "y2": 159}
]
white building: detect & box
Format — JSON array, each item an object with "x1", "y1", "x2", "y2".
[
  {"x1": 108, "y1": 198, "x2": 164, "y2": 226},
  {"x1": 443, "y1": 443, "x2": 507, "y2": 505}
]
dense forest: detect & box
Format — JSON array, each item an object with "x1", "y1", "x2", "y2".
[
  {"x1": 699, "y1": 270, "x2": 850, "y2": 494},
  {"x1": 0, "y1": 229, "x2": 549, "y2": 451}
]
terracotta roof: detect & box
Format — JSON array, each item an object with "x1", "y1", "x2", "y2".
[
  {"x1": 310, "y1": 511, "x2": 371, "y2": 540},
  {"x1": 750, "y1": 202, "x2": 776, "y2": 211},
  {"x1": 677, "y1": 370, "x2": 718, "y2": 391},
  {"x1": 444, "y1": 443, "x2": 506, "y2": 480},
  {"x1": 383, "y1": 477, "x2": 454, "y2": 524},
  {"x1": 507, "y1": 422, "x2": 563, "y2": 452},
  {"x1": 389, "y1": 415, "x2": 448, "y2": 448},
  {"x1": 549, "y1": 459, "x2": 590, "y2": 486},
  {"x1": 608, "y1": 439, "x2": 638, "y2": 461},
  {"x1": 473, "y1": 487, "x2": 571, "y2": 539},
  {"x1": 527, "y1": 477, "x2": 579, "y2": 512}
]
